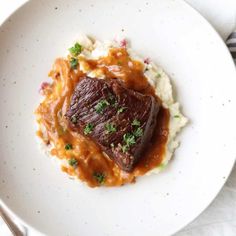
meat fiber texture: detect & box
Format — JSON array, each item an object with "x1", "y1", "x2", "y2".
[{"x1": 66, "y1": 76, "x2": 160, "y2": 172}]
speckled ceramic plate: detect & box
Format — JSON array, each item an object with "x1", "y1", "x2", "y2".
[{"x1": 0, "y1": 0, "x2": 236, "y2": 235}]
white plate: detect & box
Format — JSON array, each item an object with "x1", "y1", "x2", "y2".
[{"x1": 0, "y1": 0, "x2": 236, "y2": 235}]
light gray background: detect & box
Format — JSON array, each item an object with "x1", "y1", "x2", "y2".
[{"x1": 0, "y1": 0, "x2": 236, "y2": 235}]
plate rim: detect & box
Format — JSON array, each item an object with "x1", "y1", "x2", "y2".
[{"x1": 0, "y1": 0, "x2": 235, "y2": 235}]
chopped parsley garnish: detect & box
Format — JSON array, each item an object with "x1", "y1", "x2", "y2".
[
  {"x1": 132, "y1": 119, "x2": 141, "y2": 126},
  {"x1": 123, "y1": 133, "x2": 136, "y2": 146},
  {"x1": 159, "y1": 163, "x2": 166, "y2": 170},
  {"x1": 68, "y1": 158, "x2": 78, "y2": 167},
  {"x1": 84, "y1": 123, "x2": 94, "y2": 135},
  {"x1": 117, "y1": 61, "x2": 122, "y2": 66},
  {"x1": 69, "y1": 42, "x2": 82, "y2": 57},
  {"x1": 112, "y1": 102, "x2": 118, "y2": 108},
  {"x1": 95, "y1": 99, "x2": 110, "y2": 114},
  {"x1": 156, "y1": 73, "x2": 161, "y2": 78},
  {"x1": 105, "y1": 123, "x2": 116, "y2": 134},
  {"x1": 121, "y1": 144, "x2": 129, "y2": 153},
  {"x1": 108, "y1": 94, "x2": 118, "y2": 107},
  {"x1": 71, "y1": 116, "x2": 77, "y2": 124},
  {"x1": 93, "y1": 172, "x2": 105, "y2": 184},
  {"x1": 174, "y1": 115, "x2": 180, "y2": 118},
  {"x1": 70, "y1": 58, "x2": 78, "y2": 69},
  {"x1": 121, "y1": 125, "x2": 143, "y2": 153},
  {"x1": 110, "y1": 143, "x2": 115, "y2": 148},
  {"x1": 121, "y1": 133, "x2": 136, "y2": 153},
  {"x1": 65, "y1": 143, "x2": 73, "y2": 150},
  {"x1": 117, "y1": 107, "x2": 127, "y2": 114},
  {"x1": 133, "y1": 127, "x2": 143, "y2": 137}
]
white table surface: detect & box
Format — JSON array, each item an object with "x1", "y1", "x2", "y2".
[{"x1": 0, "y1": 1, "x2": 236, "y2": 235}]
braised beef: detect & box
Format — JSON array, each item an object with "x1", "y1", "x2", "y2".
[{"x1": 66, "y1": 76, "x2": 160, "y2": 172}]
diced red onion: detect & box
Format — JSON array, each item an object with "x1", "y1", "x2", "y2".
[
  {"x1": 39, "y1": 82, "x2": 50, "y2": 95},
  {"x1": 120, "y1": 39, "x2": 127, "y2": 48},
  {"x1": 144, "y1": 58, "x2": 150, "y2": 64}
]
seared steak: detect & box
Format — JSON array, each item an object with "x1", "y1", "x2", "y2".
[{"x1": 66, "y1": 76, "x2": 160, "y2": 172}]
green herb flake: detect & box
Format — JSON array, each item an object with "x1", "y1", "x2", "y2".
[
  {"x1": 123, "y1": 133, "x2": 136, "y2": 146},
  {"x1": 156, "y1": 73, "x2": 161, "y2": 78},
  {"x1": 105, "y1": 123, "x2": 116, "y2": 134},
  {"x1": 121, "y1": 144, "x2": 129, "y2": 153},
  {"x1": 69, "y1": 42, "x2": 82, "y2": 57},
  {"x1": 65, "y1": 143, "x2": 73, "y2": 150},
  {"x1": 133, "y1": 127, "x2": 143, "y2": 137},
  {"x1": 174, "y1": 115, "x2": 180, "y2": 118},
  {"x1": 117, "y1": 107, "x2": 127, "y2": 114},
  {"x1": 71, "y1": 116, "x2": 77, "y2": 124},
  {"x1": 68, "y1": 158, "x2": 78, "y2": 168},
  {"x1": 112, "y1": 102, "x2": 118, "y2": 108},
  {"x1": 110, "y1": 143, "x2": 115, "y2": 148},
  {"x1": 159, "y1": 163, "x2": 166, "y2": 170},
  {"x1": 108, "y1": 94, "x2": 117, "y2": 107},
  {"x1": 132, "y1": 119, "x2": 141, "y2": 126},
  {"x1": 95, "y1": 99, "x2": 110, "y2": 114},
  {"x1": 117, "y1": 61, "x2": 122, "y2": 66},
  {"x1": 70, "y1": 58, "x2": 78, "y2": 69},
  {"x1": 84, "y1": 123, "x2": 94, "y2": 135},
  {"x1": 93, "y1": 172, "x2": 105, "y2": 184}
]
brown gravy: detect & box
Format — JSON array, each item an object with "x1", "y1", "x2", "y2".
[{"x1": 36, "y1": 48, "x2": 170, "y2": 187}]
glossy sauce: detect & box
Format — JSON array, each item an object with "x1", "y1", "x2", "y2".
[{"x1": 36, "y1": 48, "x2": 170, "y2": 187}]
